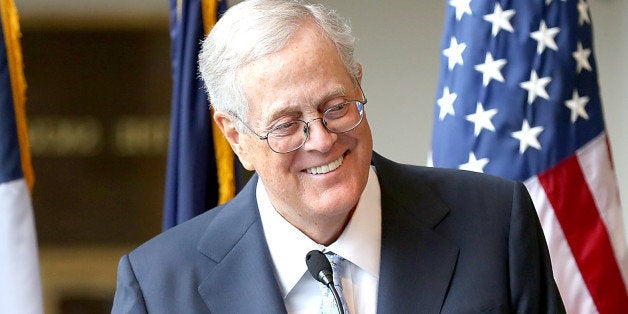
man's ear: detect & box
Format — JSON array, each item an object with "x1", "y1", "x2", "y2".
[
  {"x1": 356, "y1": 63, "x2": 363, "y2": 84},
  {"x1": 213, "y1": 111, "x2": 254, "y2": 170}
]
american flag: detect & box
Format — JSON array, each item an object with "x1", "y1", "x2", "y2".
[
  {"x1": 430, "y1": 0, "x2": 628, "y2": 312},
  {"x1": 0, "y1": 0, "x2": 43, "y2": 313}
]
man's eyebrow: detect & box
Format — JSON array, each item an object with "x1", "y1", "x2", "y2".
[
  {"x1": 259, "y1": 103, "x2": 302, "y2": 130},
  {"x1": 314, "y1": 86, "x2": 349, "y2": 106},
  {"x1": 260, "y1": 85, "x2": 350, "y2": 129},
  {"x1": 312, "y1": 85, "x2": 354, "y2": 110}
]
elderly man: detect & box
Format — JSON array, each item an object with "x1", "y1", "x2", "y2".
[{"x1": 112, "y1": 0, "x2": 565, "y2": 313}]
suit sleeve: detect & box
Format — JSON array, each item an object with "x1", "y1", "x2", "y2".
[
  {"x1": 509, "y1": 182, "x2": 566, "y2": 313},
  {"x1": 111, "y1": 254, "x2": 148, "y2": 314}
]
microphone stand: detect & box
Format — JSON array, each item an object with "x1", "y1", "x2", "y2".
[{"x1": 326, "y1": 282, "x2": 345, "y2": 314}]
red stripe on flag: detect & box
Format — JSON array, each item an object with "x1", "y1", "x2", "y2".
[{"x1": 538, "y1": 155, "x2": 628, "y2": 313}]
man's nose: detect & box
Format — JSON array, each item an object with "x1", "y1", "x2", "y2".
[{"x1": 302, "y1": 118, "x2": 336, "y2": 152}]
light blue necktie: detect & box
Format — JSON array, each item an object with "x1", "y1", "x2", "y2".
[{"x1": 319, "y1": 252, "x2": 350, "y2": 314}]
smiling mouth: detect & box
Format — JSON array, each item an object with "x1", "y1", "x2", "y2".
[{"x1": 305, "y1": 155, "x2": 344, "y2": 175}]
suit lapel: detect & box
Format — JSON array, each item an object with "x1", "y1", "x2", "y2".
[
  {"x1": 373, "y1": 153, "x2": 460, "y2": 313},
  {"x1": 196, "y1": 176, "x2": 287, "y2": 313}
]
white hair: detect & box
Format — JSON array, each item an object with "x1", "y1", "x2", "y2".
[{"x1": 198, "y1": 0, "x2": 359, "y2": 123}]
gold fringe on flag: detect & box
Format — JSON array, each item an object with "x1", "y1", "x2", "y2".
[
  {"x1": 201, "y1": 0, "x2": 235, "y2": 204},
  {"x1": 200, "y1": 0, "x2": 218, "y2": 35},
  {"x1": 1, "y1": 0, "x2": 34, "y2": 191}
]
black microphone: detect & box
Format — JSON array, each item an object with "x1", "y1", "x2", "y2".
[{"x1": 305, "y1": 250, "x2": 345, "y2": 314}]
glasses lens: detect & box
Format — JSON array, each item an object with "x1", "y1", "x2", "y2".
[
  {"x1": 324, "y1": 101, "x2": 364, "y2": 133},
  {"x1": 267, "y1": 121, "x2": 307, "y2": 153}
]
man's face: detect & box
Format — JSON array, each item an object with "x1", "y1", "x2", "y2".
[{"x1": 233, "y1": 22, "x2": 373, "y2": 240}]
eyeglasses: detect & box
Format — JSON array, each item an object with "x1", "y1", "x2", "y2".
[{"x1": 234, "y1": 85, "x2": 367, "y2": 154}]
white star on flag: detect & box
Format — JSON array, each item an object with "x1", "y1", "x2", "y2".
[
  {"x1": 459, "y1": 152, "x2": 490, "y2": 173},
  {"x1": 520, "y1": 70, "x2": 552, "y2": 105},
  {"x1": 465, "y1": 102, "x2": 498, "y2": 136},
  {"x1": 577, "y1": 0, "x2": 591, "y2": 25},
  {"x1": 511, "y1": 120, "x2": 544, "y2": 154},
  {"x1": 449, "y1": 0, "x2": 472, "y2": 21},
  {"x1": 437, "y1": 87, "x2": 457, "y2": 120},
  {"x1": 443, "y1": 37, "x2": 467, "y2": 71},
  {"x1": 573, "y1": 41, "x2": 592, "y2": 73},
  {"x1": 564, "y1": 89, "x2": 590, "y2": 123},
  {"x1": 474, "y1": 52, "x2": 507, "y2": 86},
  {"x1": 483, "y1": 3, "x2": 515, "y2": 37},
  {"x1": 530, "y1": 20, "x2": 560, "y2": 54}
]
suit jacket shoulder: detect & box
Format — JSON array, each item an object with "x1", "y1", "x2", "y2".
[
  {"x1": 112, "y1": 175, "x2": 286, "y2": 313},
  {"x1": 372, "y1": 152, "x2": 564, "y2": 313}
]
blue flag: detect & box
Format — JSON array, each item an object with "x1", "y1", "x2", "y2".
[
  {"x1": 431, "y1": 0, "x2": 627, "y2": 312},
  {"x1": 163, "y1": 0, "x2": 231, "y2": 230}
]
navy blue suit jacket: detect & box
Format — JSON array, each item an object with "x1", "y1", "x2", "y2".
[{"x1": 112, "y1": 152, "x2": 565, "y2": 313}]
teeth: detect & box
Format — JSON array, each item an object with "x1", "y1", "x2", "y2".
[{"x1": 306, "y1": 155, "x2": 343, "y2": 175}]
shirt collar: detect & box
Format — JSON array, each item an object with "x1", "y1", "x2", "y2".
[{"x1": 257, "y1": 167, "x2": 382, "y2": 298}]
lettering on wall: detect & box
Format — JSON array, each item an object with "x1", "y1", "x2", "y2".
[{"x1": 28, "y1": 115, "x2": 170, "y2": 157}]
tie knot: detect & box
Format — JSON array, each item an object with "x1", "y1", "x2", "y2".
[{"x1": 325, "y1": 251, "x2": 345, "y2": 265}]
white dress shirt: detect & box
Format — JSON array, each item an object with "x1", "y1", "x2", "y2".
[{"x1": 257, "y1": 167, "x2": 382, "y2": 314}]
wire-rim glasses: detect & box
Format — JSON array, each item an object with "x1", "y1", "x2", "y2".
[{"x1": 234, "y1": 84, "x2": 367, "y2": 154}]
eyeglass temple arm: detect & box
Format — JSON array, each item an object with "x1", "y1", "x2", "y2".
[{"x1": 230, "y1": 112, "x2": 268, "y2": 140}]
